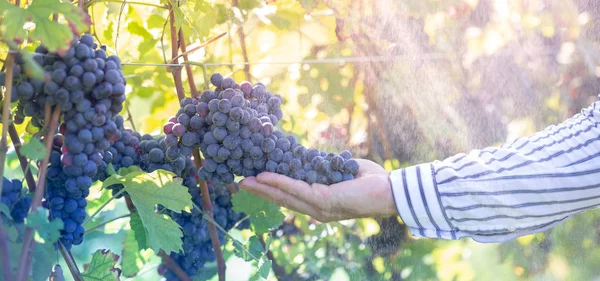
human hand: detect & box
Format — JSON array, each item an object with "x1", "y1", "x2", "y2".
[{"x1": 239, "y1": 159, "x2": 397, "y2": 222}]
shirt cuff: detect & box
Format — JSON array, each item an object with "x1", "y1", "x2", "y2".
[{"x1": 390, "y1": 163, "x2": 457, "y2": 239}]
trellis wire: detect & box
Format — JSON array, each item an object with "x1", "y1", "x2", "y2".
[{"x1": 0, "y1": 50, "x2": 560, "y2": 68}]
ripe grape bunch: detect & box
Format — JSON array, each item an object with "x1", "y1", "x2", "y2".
[
  {"x1": 24, "y1": 34, "x2": 128, "y2": 250},
  {"x1": 1, "y1": 34, "x2": 126, "y2": 128},
  {"x1": 0, "y1": 177, "x2": 32, "y2": 224},
  {"x1": 132, "y1": 135, "x2": 250, "y2": 281},
  {"x1": 44, "y1": 134, "x2": 90, "y2": 249},
  {"x1": 98, "y1": 115, "x2": 142, "y2": 198},
  {"x1": 162, "y1": 182, "x2": 250, "y2": 281},
  {"x1": 164, "y1": 73, "x2": 360, "y2": 186}
]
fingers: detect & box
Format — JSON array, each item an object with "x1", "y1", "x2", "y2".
[
  {"x1": 239, "y1": 177, "x2": 318, "y2": 217},
  {"x1": 354, "y1": 159, "x2": 387, "y2": 177},
  {"x1": 255, "y1": 172, "x2": 318, "y2": 204}
]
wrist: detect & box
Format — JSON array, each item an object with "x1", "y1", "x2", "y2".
[{"x1": 370, "y1": 172, "x2": 397, "y2": 217}]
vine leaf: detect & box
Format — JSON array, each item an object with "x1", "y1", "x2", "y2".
[
  {"x1": 129, "y1": 212, "x2": 148, "y2": 250},
  {"x1": 257, "y1": 256, "x2": 272, "y2": 279},
  {"x1": 0, "y1": 203, "x2": 13, "y2": 220},
  {"x1": 81, "y1": 249, "x2": 121, "y2": 281},
  {"x1": 25, "y1": 207, "x2": 63, "y2": 244},
  {"x1": 298, "y1": 0, "x2": 320, "y2": 12},
  {"x1": 0, "y1": 0, "x2": 91, "y2": 53},
  {"x1": 232, "y1": 189, "x2": 284, "y2": 234},
  {"x1": 20, "y1": 137, "x2": 46, "y2": 161},
  {"x1": 121, "y1": 227, "x2": 146, "y2": 278},
  {"x1": 234, "y1": 235, "x2": 264, "y2": 262},
  {"x1": 102, "y1": 169, "x2": 192, "y2": 254}
]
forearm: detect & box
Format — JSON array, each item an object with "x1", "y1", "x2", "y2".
[{"x1": 391, "y1": 101, "x2": 600, "y2": 242}]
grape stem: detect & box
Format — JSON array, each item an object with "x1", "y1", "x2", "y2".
[
  {"x1": 58, "y1": 242, "x2": 84, "y2": 281},
  {"x1": 169, "y1": 32, "x2": 227, "y2": 64},
  {"x1": 124, "y1": 101, "x2": 137, "y2": 132},
  {"x1": 15, "y1": 106, "x2": 61, "y2": 281},
  {"x1": 8, "y1": 124, "x2": 37, "y2": 192},
  {"x1": 82, "y1": 188, "x2": 127, "y2": 227},
  {"x1": 158, "y1": 250, "x2": 192, "y2": 281},
  {"x1": 84, "y1": 213, "x2": 131, "y2": 234}
]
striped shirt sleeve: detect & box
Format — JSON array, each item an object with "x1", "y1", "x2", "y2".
[{"x1": 390, "y1": 100, "x2": 600, "y2": 242}]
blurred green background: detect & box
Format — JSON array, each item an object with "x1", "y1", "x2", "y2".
[{"x1": 5, "y1": 0, "x2": 600, "y2": 280}]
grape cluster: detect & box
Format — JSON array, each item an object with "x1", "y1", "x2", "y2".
[
  {"x1": 98, "y1": 116, "x2": 142, "y2": 197},
  {"x1": 133, "y1": 134, "x2": 249, "y2": 280},
  {"x1": 1, "y1": 34, "x2": 126, "y2": 128},
  {"x1": 43, "y1": 134, "x2": 88, "y2": 249},
  {"x1": 163, "y1": 73, "x2": 359, "y2": 186},
  {"x1": 25, "y1": 34, "x2": 127, "y2": 250},
  {"x1": 163, "y1": 182, "x2": 250, "y2": 281},
  {"x1": 0, "y1": 177, "x2": 32, "y2": 224}
]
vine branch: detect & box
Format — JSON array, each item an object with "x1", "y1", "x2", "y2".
[
  {"x1": 178, "y1": 29, "x2": 199, "y2": 98},
  {"x1": 58, "y1": 242, "x2": 84, "y2": 281},
  {"x1": 167, "y1": 5, "x2": 225, "y2": 280},
  {"x1": 15, "y1": 107, "x2": 61, "y2": 281},
  {"x1": 0, "y1": 54, "x2": 15, "y2": 198},
  {"x1": 158, "y1": 251, "x2": 192, "y2": 281},
  {"x1": 231, "y1": 0, "x2": 251, "y2": 81},
  {"x1": 199, "y1": 179, "x2": 226, "y2": 281},
  {"x1": 168, "y1": 3, "x2": 185, "y2": 100},
  {"x1": 8, "y1": 124, "x2": 36, "y2": 192}
]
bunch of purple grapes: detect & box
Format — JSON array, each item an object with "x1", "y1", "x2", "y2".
[
  {"x1": 162, "y1": 182, "x2": 250, "y2": 281},
  {"x1": 1, "y1": 34, "x2": 126, "y2": 128},
  {"x1": 44, "y1": 134, "x2": 88, "y2": 249},
  {"x1": 15, "y1": 34, "x2": 128, "y2": 250},
  {"x1": 164, "y1": 73, "x2": 359, "y2": 186},
  {"x1": 0, "y1": 177, "x2": 32, "y2": 224},
  {"x1": 98, "y1": 115, "x2": 142, "y2": 198},
  {"x1": 130, "y1": 134, "x2": 249, "y2": 281}
]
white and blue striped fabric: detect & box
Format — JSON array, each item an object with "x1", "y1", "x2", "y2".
[{"x1": 390, "y1": 99, "x2": 600, "y2": 242}]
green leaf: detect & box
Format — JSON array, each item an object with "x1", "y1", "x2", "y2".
[
  {"x1": 117, "y1": 165, "x2": 142, "y2": 176},
  {"x1": 81, "y1": 249, "x2": 121, "y2": 281},
  {"x1": 170, "y1": 1, "x2": 186, "y2": 31},
  {"x1": 257, "y1": 256, "x2": 272, "y2": 279},
  {"x1": 0, "y1": 213, "x2": 54, "y2": 281},
  {"x1": 20, "y1": 137, "x2": 46, "y2": 161},
  {"x1": 32, "y1": 240, "x2": 55, "y2": 281},
  {"x1": 232, "y1": 190, "x2": 284, "y2": 234},
  {"x1": 25, "y1": 207, "x2": 63, "y2": 244},
  {"x1": 0, "y1": 4, "x2": 27, "y2": 42},
  {"x1": 101, "y1": 173, "x2": 125, "y2": 190},
  {"x1": 122, "y1": 169, "x2": 193, "y2": 254},
  {"x1": 147, "y1": 14, "x2": 167, "y2": 29},
  {"x1": 121, "y1": 229, "x2": 145, "y2": 277},
  {"x1": 299, "y1": 0, "x2": 321, "y2": 12},
  {"x1": 234, "y1": 235, "x2": 264, "y2": 262},
  {"x1": 0, "y1": 203, "x2": 13, "y2": 220},
  {"x1": 27, "y1": 0, "x2": 91, "y2": 52},
  {"x1": 129, "y1": 212, "x2": 148, "y2": 250}
]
